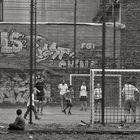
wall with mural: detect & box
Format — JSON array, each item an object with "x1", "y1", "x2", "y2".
[
  {"x1": 0, "y1": 69, "x2": 51, "y2": 104},
  {"x1": 0, "y1": 24, "x2": 121, "y2": 69},
  {"x1": 0, "y1": 24, "x2": 121, "y2": 104}
]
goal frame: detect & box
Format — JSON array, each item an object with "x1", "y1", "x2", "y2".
[
  {"x1": 90, "y1": 69, "x2": 140, "y2": 125},
  {"x1": 70, "y1": 73, "x2": 122, "y2": 125}
]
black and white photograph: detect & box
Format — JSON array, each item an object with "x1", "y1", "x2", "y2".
[{"x1": 0, "y1": 0, "x2": 140, "y2": 139}]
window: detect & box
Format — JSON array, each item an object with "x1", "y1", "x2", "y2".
[{"x1": 0, "y1": 0, "x2": 3, "y2": 21}]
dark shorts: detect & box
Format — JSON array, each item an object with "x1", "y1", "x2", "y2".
[
  {"x1": 37, "y1": 96, "x2": 45, "y2": 101},
  {"x1": 94, "y1": 98, "x2": 102, "y2": 104},
  {"x1": 124, "y1": 99, "x2": 136, "y2": 112},
  {"x1": 80, "y1": 96, "x2": 87, "y2": 101},
  {"x1": 66, "y1": 100, "x2": 72, "y2": 107}
]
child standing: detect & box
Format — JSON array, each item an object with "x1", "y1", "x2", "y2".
[
  {"x1": 24, "y1": 87, "x2": 40, "y2": 120},
  {"x1": 8, "y1": 109, "x2": 25, "y2": 130},
  {"x1": 79, "y1": 81, "x2": 88, "y2": 111},
  {"x1": 62, "y1": 85, "x2": 74, "y2": 115}
]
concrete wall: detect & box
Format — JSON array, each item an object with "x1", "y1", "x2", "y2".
[
  {"x1": 121, "y1": 0, "x2": 140, "y2": 68},
  {"x1": 0, "y1": 24, "x2": 121, "y2": 69},
  {"x1": 3, "y1": 0, "x2": 100, "y2": 22}
]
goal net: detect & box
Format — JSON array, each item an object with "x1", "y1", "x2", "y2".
[{"x1": 90, "y1": 69, "x2": 140, "y2": 124}]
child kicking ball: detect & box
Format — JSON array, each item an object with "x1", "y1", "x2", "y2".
[{"x1": 62, "y1": 85, "x2": 74, "y2": 115}]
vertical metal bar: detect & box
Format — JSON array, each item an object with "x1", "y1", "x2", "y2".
[
  {"x1": 113, "y1": 1, "x2": 116, "y2": 68},
  {"x1": 73, "y1": 0, "x2": 77, "y2": 73},
  {"x1": 34, "y1": 0, "x2": 37, "y2": 85},
  {"x1": 2, "y1": 0, "x2": 3, "y2": 21},
  {"x1": 29, "y1": 0, "x2": 34, "y2": 124},
  {"x1": 102, "y1": 0, "x2": 106, "y2": 125}
]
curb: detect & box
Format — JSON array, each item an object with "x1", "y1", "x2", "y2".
[{"x1": 6, "y1": 129, "x2": 140, "y2": 135}]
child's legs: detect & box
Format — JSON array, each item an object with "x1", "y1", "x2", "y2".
[
  {"x1": 131, "y1": 100, "x2": 136, "y2": 121},
  {"x1": 124, "y1": 100, "x2": 130, "y2": 121},
  {"x1": 8, "y1": 123, "x2": 23, "y2": 130},
  {"x1": 24, "y1": 106, "x2": 30, "y2": 118},
  {"x1": 60, "y1": 95, "x2": 64, "y2": 110},
  {"x1": 80, "y1": 101, "x2": 84, "y2": 110},
  {"x1": 64, "y1": 100, "x2": 69, "y2": 110},
  {"x1": 40, "y1": 101, "x2": 46, "y2": 113},
  {"x1": 31, "y1": 105, "x2": 38, "y2": 118},
  {"x1": 94, "y1": 100, "x2": 98, "y2": 112},
  {"x1": 84, "y1": 101, "x2": 87, "y2": 110},
  {"x1": 68, "y1": 103, "x2": 72, "y2": 112}
]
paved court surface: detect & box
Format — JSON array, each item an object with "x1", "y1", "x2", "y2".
[
  {"x1": 0, "y1": 106, "x2": 90, "y2": 126},
  {"x1": 0, "y1": 105, "x2": 140, "y2": 126}
]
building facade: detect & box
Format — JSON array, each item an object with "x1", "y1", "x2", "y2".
[
  {"x1": 121, "y1": 0, "x2": 140, "y2": 68},
  {"x1": 0, "y1": 0, "x2": 124, "y2": 103}
]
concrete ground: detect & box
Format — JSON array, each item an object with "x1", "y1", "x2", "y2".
[
  {"x1": 0, "y1": 105, "x2": 140, "y2": 126},
  {"x1": 0, "y1": 105, "x2": 90, "y2": 126}
]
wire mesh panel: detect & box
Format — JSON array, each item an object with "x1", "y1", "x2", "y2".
[
  {"x1": 70, "y1": 74, "x2": 90, "y2": 104},
  {"x1": 90, "y1": 69, "x2": 140, "y2": 124}
]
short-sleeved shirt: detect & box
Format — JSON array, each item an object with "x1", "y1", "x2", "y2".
[
  {"x1": 27, "y1": 94, "x2": 35, "y2": 106},
  {"x1": 94, "y1": 88, "x2": 102, "y2": 99},
  {"x1": 80, "y1": 85, "x2": 87, "y2": 97},
  {"x1": 35, "y1": 81, "x2": 44, "y2": 97},
  {"x1": 65, "y1": 89, "x2": 74, "y2": 102},
  {"x1": 122, "y1": 84, "x2": 139, "y2": 100},
  {"x1": 14, "y1": 116, "x2": 25, "y2": 129},
  {"x1": 58, "y1": 83, "x2": 68, "y2": 95}
]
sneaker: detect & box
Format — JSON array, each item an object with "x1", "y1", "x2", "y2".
[
  {"x1": 62, "y1": 109, "x2": 66, "y2": 114},
  {"x1": 134, "y1": 119, "x2": 136, "y2": 123},
  {"x1": 35, "y1": 117, "x2": 41, "y2": 120}
]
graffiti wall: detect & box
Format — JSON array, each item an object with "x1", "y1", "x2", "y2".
[
  {"x1": 0, "y1": 24, "x2": 121, "y2": 69},
  {"x1": 0, "y1": 70, "x2": 51, "y2": 104},
  {"x1": 0, "y1": 24, "x2": 121, "y2": 104}
]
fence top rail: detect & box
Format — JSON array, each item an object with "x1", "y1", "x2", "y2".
[
  {"x1": 91, "y1": 69, "x2": 140, "y2": 72},
  {"x1": 0, "y1": 22, "x2": 125, "y2": 28}
]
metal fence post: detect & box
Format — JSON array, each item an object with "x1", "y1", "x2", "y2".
[
  {"x1": 29, "y1": 0, "x2": 34, "y2": 124},
  {"x1": 102, "y1": 0, "x2": 106, "y2": 125},
  {"x1": 73, "y1": 0, "x2": 77, "y2": 73}
]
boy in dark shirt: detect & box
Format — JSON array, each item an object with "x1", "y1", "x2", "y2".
[
  {"x1": 35, "y1": 77, "x2": 45, "y2": 114},
  {"x1": 8, "y1": 109, "x2": 25, "y2": 130}
]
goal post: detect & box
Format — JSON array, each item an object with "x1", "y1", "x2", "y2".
[
  {"x1": 70, "y1": 69, "x2": 140, "y2": 124},
  {"x1": 70, "y1": 73, "x2": 122, "y2": 124},
  {"x1": 90, "y1": 69, "x2": 140, "y2": 124}
]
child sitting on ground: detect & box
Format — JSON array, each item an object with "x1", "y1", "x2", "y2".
[
  {"x1": 8, "y1": 109, "x2": 25, "y2": 130},
  {"x1": 62, "y1": 85, "x2": 74, "y2": 115}
]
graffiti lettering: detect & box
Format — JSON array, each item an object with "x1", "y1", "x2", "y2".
[
  {"x1": 1, "y1": 31, "x2": 25, "y2": 53},
  {"x1": 0, "y1": 29, "x2": 97, "y2": 68},
  {"x1": 81, "y1": 43, "x2": 95, "y2": 49}
]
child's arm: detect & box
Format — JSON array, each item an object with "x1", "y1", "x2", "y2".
[
  {"x1": 14, "y1": 117, "x2": 19, "y2": 125},
  {"x1": 33, "y1": 87, "x2": 40, "y2": 93}
]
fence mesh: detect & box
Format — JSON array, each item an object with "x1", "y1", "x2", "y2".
[{"x1": 90, "y1": 69, "x2": 140, "y2": 124}]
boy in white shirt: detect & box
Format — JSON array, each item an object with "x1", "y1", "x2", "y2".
[
  {"x1": 24, "y1": 87, "x2": 40, "y2": 120},
  {"x1": 94, "y1": 83, "x2": 102, "y2": 113},
  {"x1": 58, "y1": 80, "x2": 68, "y2": 110},
  {"x1": 122, "y1": 81, "x2": 139, "y2": 123}
]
